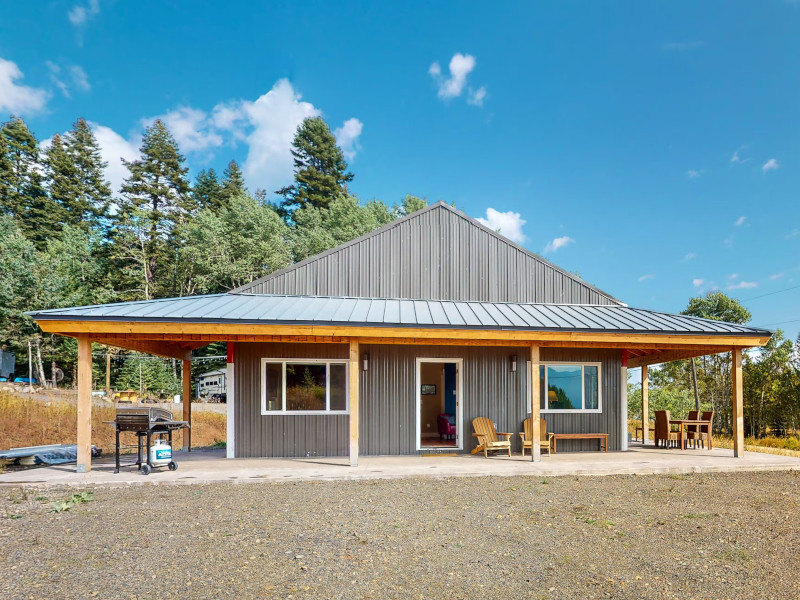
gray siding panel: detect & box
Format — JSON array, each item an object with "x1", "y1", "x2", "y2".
[
  {"x1": 237, "y1": 205, "x2": 618, "y2": 305},
  {"x1": 234, "y1": 342, "x2": 623, "y2": 457}
]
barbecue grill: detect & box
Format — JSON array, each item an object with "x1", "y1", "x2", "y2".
[{"x1": 111, "y1": 406, "x2": 189, "y2": 475}]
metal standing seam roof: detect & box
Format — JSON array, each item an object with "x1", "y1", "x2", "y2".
[{"x1": 26, "y1": 293, "x2": 772, "y2": 337}]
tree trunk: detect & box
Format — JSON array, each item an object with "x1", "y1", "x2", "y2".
[
  {"x1": 690, "y1": 358, "x2": 700, "y2": 410},
  {"x1": 35, "y1": 338, "x2": 47, "y2": 389}
]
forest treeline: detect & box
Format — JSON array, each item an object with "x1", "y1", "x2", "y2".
[
  {"x1": 0, "y1": 114, "x2": 426, "y2": 389},
  {"x1": 0, "y1": 113, "x2": 798, "y2": 439}
]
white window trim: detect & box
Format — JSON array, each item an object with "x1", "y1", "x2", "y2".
[
  {"x1": 538, "y1": 361, "x2": 603, "y2": 414},
  {"x1": 260, "y1": 358, "x2": 349, "y2": 415}
]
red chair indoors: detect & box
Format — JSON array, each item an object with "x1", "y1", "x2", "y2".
[{"x1": 437, "y1": 414, "x2": 456, "y2": 441}]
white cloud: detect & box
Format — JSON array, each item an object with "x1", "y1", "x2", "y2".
[
  {"x1": 687, "y1": 169, "x2": 702, "y2": 179},
  {"x1": 727, "y1": 280, "x2": 757, "y2": 290},
  {"x1": 468, "y1": 86, "x2": 487, "y2": 107},
  {"x1": 68, "y1": 0, "x2": 100, "y2": 26},
  {"x1": 638, "y1": 274, "x2": 654, "y2": 282},
  {"x1": 429, "y1": 53, "x2": 486, "y2": 107},
  {"x1": 762, "y1": 158, "x2": 779, "y2": 173},
  {"x1": 682, "y1": 252, "x2": 697, "y2": 262},
  {"x1": 0, "y1": 57, "x2": 48, "y2": 115},
  {"x1": 770, "y1": 273, "x2": 785, "y2": 280},
  {"x1": 70, "y1": 65, "x2": 90, "y2": 91},
  {"x1": 46, "y1": 61, "x2": 69, "y2": 97},
  {"x1": 734, "y1": 216, "x2": 746, "y2": 227},
  {"x1": 143, "y1": 106, "x2": 223, "y2": 154},
  {"x1": 475, "y1": 208, "x2": 526, "y2": 244},
  {"x1": 692, "y1": 278, "x2": 705, "y2": 288},
  {"x1": 89, "y1": 123, "x2": 140, "y2": 193},
  {"x1": 333, "y1": 117, "x2": 363, "y2": 161},
  {"x1": 211, "y1": 102, "x2": 246, "y2": 134},
  {"x1": 543, "y1": 235, "x2": 574, "y2": 254},
  {"x1": 786, "y1": 229, "x2": 799, "y2": 239},
  {"x1": 730, "y1": 148, "x2": 749, "y2": 165}
]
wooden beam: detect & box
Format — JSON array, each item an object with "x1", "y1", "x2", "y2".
[
  {"x1": 91, "y1": 336, "x2": 204, "y2": 359},
  {"x1": 182, "y1": 358, "x2": 192, "y2": 452},
  {"x1": 530, "y1": 345, "x2": 541, "y2": 463},
  {"x1": 627, "y1": 346, "x2": 728, "y2": 368},
  {"x1": 76, "y1": 336, "x2": 92, "y2": 473},
  {"x1": 732, "y1": 347, "x2": 744, "y2": 457},
  {"x1": 641, "y1": 365, "x2": 649, "y2": 445},
  {"x1": 35, "y1": 319, "x2": 770, "y2": 348},
  {"x1": 349, "y1": 338, "x2": 359, "y2": 467}
]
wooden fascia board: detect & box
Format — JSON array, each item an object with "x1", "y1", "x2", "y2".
[
  {"x1": 627, "y1": 347, "x2": 734, "y2": 368},
  {"x1": 36, "y1": 319, "x2": 770, "y2": 349},
  {"x1": 91, "y1": 337, "x2": 198, "y2": 360}
]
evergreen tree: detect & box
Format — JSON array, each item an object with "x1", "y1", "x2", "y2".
[
  {"x1": 278, "y1": 117, "x2": 354, "y2": 213},
  {"x1": 58, "y1": 118, "x2": 112, "y2": 230},
  {"x1": 0, "y1": 117, "x2": 62, "y2": 247},
  {"x1": 221, "y1": 159, "x2": 246, "y2": 203},
  {"x1": 114, "y1": 119, "x2": 193, "y2": 300},
  {"x1": 192, "y1": 168, "x2": 223, "y2": 210}
]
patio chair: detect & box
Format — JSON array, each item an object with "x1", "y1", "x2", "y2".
[
  {"x1": 687, "y1": 410, "x2": 714, "y2": 449},
  {"x1": 471, "y1": 417, "x2": 512, "y2": 458},
  {"x1": 520, "y1": 417, "x2": 553, "y2": 457},
  {"x1": 654, "y1": 410, "x2": 682, "y2": 449},
  {"x1": 685, "y1": 410, "x2": 700, "y2": 448}
]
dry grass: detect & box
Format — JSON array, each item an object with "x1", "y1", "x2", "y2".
[
  {"x1": 0, "y1": 393, "x2": 226, "y2": 453},
  {"x1": 713, "y1": 435, "x2": 800, "y2": 458}
]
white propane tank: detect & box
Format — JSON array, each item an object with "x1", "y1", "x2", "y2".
[{"x1": 149, "y1": 439, "x2": 172, "y2": 467}]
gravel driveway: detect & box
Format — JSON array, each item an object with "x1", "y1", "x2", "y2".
[{"x1": 2, "y1": 471, "x2": 798, "y2": 599}]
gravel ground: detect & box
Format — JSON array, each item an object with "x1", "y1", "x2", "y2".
[{"x1": 1, "y1": 471, "x2": 799, "y2": 599}]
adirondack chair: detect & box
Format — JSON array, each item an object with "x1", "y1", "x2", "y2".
[
  {"x1": 654, "y1": 410, "x2": 682, "y2": 448},
  {"x1": 471, "y1": 417, "x2": 512, "y2": 458},
  {"x1": 520, "y1": 417, "x2": 553, "y2": 457}
]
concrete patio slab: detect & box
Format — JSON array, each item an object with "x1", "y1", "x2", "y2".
[{"x1": 2, "y1": 443, "x2": 799, "y2": 488}]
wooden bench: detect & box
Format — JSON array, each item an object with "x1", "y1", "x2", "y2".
[{"x1": 551, "y1": 432, "x2": 608, "y2": 453}]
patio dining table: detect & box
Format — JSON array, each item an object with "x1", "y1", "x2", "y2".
[{"x1": 669, "y1": 419, "x2": 711, "y2": 451}]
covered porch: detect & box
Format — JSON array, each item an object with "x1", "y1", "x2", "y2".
[{"x1": 27, "y1": 292, "x2": 771, "y2": 473}]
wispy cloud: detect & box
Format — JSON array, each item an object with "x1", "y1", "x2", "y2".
[
  {"x1": 730, "y1": 147, "x2": 750, "y2": 165},
  {"x1": 68, "y1": 0, "x2": 100, "y2": 27},
  {"x1": 0, "y1": 57, "x2": 48, "y2": 115},
  {"x1": 543, "y1": 236, "x2": 574, "y2": 254},
  {"x1": 687, "y1": 169, "x2": 703, "y2": 179},
  {"x1": 762, "y1": 158, "x2": 779, "y2": 173},
  {"x1": 476, "y1": 208, "x2": 526, "y2": 243},
  {"x1": 770, "y1": 273, "x2": 785, "y2": 280},
  {"x1": 728, "y1": 280, "x2": 757, "y2": 290},
  {"x1": 786, "y1": 229, "x2": 799, "y2": 239},
  {"x1": 734, "y1": 216, "x2": 746, "y2": 227},
  {"x1": 692, "y1": 278, "x2": 706, "y2": 288},
  {"x1": 429, "y1": 53, "x2": 486, "y2": 107},
  {"x1": 638, "y1": 274, "x2": 654, "y2": 282},
  {"x1": 46, "y1": 61, "x2": 90, "y2": 98},
  {"x1": 682, "y1": 252, "x2": 697, "y2": 262},
  {"x1": 661, "y1": 41, "x2": 705, "y2": 52}
]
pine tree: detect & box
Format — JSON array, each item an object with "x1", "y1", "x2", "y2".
[
  {"x1": 114, "y1": 119, "x2": 193, "y2": 300},
  {"x1": 59, "y1": 118, "x2": 111, "y2": 230},
  {"x1": 278, "y1": 117, "x2": 354, "y2": 213},
  {"x1": 0, "y1": 117, "x2": 63, "y2": 247},
  {"x1": 193, "y1": 168, "x2": 223, "y2": 210},
  {"x1": 221, "y1": 159, "x2": 246, "y2": 203}
]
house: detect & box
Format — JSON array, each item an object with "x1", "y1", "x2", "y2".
[
  {"x1": 196, "y1": 368, "x2": 227, "y2": 399},
  {"x1": 27, "y1": 202, "x2": 770, "y2": 472}
]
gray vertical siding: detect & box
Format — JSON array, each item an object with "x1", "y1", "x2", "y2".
[
  {"x1": 235, "y1": 204, "x2": 619, "y2": 305},
  {"x1": 234, "y1": 342, "x2": 623, "y2": 457}
]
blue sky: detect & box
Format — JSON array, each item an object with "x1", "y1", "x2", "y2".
[{"x1": 1, "y1": 1, "x2": 798, "y2": 341}]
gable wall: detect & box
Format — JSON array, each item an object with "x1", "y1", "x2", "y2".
[{"x1": 238, "y1": 206, "x2": 618, "y2": 305}]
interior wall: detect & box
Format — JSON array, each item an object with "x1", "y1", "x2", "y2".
[{"x1": 419, "y1": 362, "x2": 444, "y2": 436}]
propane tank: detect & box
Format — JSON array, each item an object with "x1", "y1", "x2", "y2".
[{"x1": 149, "y1": 439, "x2": 172, "y2": 467}]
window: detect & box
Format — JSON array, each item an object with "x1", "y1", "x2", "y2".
[
  {"x1": 261, "y1": 359, "x2": 349, "y2": 414},
  {"x1": 534, "y1": 362, "x2": 602, "y2": 413}
]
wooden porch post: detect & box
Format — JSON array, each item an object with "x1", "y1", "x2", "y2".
[
  {"x1": 182, "y1": 357, "x2": 192, "y2": 452},
  {"x1": 620, "y1": 350, "x2": 628, "y2": 451},
  {"x1": 732, "y1": 347, "x2": 744, "y2": 457},
  {"x1": 76, "y1": 335, "x2": 92, "y2": 473},
  {"x1": 349, "y1": 338, "x2": 359, "y2": 467},
  {"x1": 530, "y1": 344, "x2": 541, "y2": 462},
  {"x1": 641, "y1": 365, "x2": 649, "y2": 445}
]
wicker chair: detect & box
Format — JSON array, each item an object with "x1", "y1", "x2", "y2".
[
  {"x1": 687, "y1": 410, "x2": 714, "y2": 449},
  {"x1": 654, "y1": 410, "x2": 682, "y2": 449},
  {"x1": 685, "y1": 410, "x2": 700, "y2": 448},
  {"x1": 471, "y1": 417, "x2": 512, "y2": 458}
]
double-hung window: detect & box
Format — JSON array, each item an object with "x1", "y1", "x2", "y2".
[
  {"x1": 261, "y1": 359, "x2": 348, "y2": 415},
  {"x1": 532, "y1": 362, "x2": 602, "y2": 413}
]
